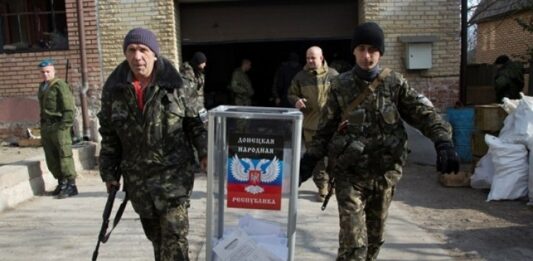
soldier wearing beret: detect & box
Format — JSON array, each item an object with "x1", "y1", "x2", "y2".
[{"x1": 37, "y1": 58, "x2": 78, "y2": 199}]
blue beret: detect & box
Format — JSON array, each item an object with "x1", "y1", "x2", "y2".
[{"x1": 38, "y1": 58, "x2": 54, "y2": 68}]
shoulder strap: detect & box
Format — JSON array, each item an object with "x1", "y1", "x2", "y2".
[
  {"x1": 341, "y1": 68, "x2": 391, "y2": 121},
  {"x1": 48, "y1": 79, "x2": 60, "y2": 88}
]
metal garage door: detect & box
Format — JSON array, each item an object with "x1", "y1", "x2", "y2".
[{"x1": 179, "y1": 1, "x2": 359, "y2": 44}]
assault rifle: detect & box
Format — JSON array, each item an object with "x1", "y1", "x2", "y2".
[
  {"x1": 321, "y1": 177, "x2": 335, "y2": 211},
  {"x1": 92, "y1": 184, "x2": 129, "y2": 261}
]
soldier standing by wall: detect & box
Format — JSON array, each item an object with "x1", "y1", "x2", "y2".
[
  {"x1": 299, "y1": 22, "x2": 460, "y2": 260},
  {"x1": 288, "y1": 46, "x2": 338, "y2": 202},
  {"x1": 228, "y1": 58, "x2": 254, "y2": 106},
  {"x1": 97, "y1": 28, "x2": 207, "y2": 260},
  {"x1": 493, "y1": 55, "x2": 524, "y2": 102},
  {"x1": 37, "y1": 58, "x2": 78, "y2": 199}
]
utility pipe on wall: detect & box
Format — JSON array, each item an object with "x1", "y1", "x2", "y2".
[{"x1": 76, "y1": 0, "x2": 91, "y2": 140}]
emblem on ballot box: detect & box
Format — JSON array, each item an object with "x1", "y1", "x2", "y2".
[
  {"x1": 227, "y1": 134, "x2": 284, "y2": 210},
  {"x1": 231, "y1": 155, "x2": 281, "y2": 194}
]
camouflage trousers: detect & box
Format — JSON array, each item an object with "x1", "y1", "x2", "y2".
[
  {"x1": 140, "y1": 203, "x2": 190, "y2": 261},
  {"x1": 304, "y1": 130, "x2": 329, "y2": 190},
  {"x1": 334, "y1": 170, "x2": 401, "y2": 261},
  {"x1": 40, "y1": 124, "x2": 76, "y2": 180},
  {"x1": 312, "y1": 157, "x2": 329, "y2": 191}
]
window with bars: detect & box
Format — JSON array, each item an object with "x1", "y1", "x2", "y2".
[{"x1": 0, "y1": 0, "x2": 68, "y2": 53}]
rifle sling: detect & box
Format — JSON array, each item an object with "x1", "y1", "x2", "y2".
[
  {"x1": 341, "y1": 68, "x2": 391, "y2": 121},
  {"x1": 101, "y1": 193, "x2": 129, "y2": 243}
]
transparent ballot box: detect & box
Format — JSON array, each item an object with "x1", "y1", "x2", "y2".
[{"x1": 206, "y1": 106, "x2": 303, "y2": 261}]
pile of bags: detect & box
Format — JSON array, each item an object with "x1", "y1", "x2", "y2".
[{"x1": 470, "y1": 94, "x2": 533, "y2": 205}]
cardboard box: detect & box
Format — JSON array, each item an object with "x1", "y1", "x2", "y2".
[
  {"x1": 474, "y1": 105, "x2": 507, "y2": 132},
  {"x1": 471, "y1": 131, "x2": 490, "y2": 157},
  {"x1": 439, "y1": 171, "x2": 472, "y2": 187}
]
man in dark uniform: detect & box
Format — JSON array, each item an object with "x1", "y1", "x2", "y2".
[
  {"x1": 494, "y1": 55, "x2": 524, "y2": 102},
  {"x1": 299, "y1": 22, "x2": 460, "y2": 261},
  {"x1": 98, "y1": 28, "x2": 207, "y2": 260},
  {"x1": 272, "y1": 52, "x2": 300, "y2": 107},
  {"x1": 37, "y1": 58, "x2": 78, "y2": 199}
]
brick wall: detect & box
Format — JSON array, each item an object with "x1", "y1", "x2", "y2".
[
  {"x1": 361, "y1": 0, "x2": 462, "y2": 110},
  {"x1": 475, "y1": 11, "x2": 533, "y2": 64},
  {"x1": 0, "y1": 0, "x2": 102, "y2": 98},
  {"x1": 0, "y1": 0, "x2": 102, "y2": 139},
  {"x1": 97, "y1": 0, "x2": 179, "y2": 81}
]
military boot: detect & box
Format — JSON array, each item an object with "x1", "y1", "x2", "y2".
[
  {"x1": 57, "y1": 179, "x2": 78, "y2": 199},
  {"x1": 51, "y1": 179, "x2": 66, "y2": 196}
]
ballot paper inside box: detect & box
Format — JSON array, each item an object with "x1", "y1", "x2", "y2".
[
  {"x1": 206, "y1": 106, "x2": 303, "y2": 261},
  {"x1": 213, "y1": 216, "x2": 288, "y2": 261}
]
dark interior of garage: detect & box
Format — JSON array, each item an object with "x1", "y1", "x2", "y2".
[{"x1": 182, "y1": 39, "x2": 353, "y2": 109}]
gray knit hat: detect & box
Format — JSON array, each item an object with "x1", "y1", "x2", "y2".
[
  {"x1": 351, "y1": 22, "x2": 385, "y2": 55},
  {"x1": 123, "y1": 28, "x2": 160, "y2": 56}
]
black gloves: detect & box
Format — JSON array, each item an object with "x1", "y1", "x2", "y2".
[
  {"x1": 435, "y1": 140, "x2": 460, "y2": 174},
  {"x1": 299, "y1": 153, "x2": 319, "y2": 187}
]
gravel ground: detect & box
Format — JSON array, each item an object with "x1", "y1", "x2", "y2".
[{"x1": 395, "y1": 162, "x2": 533, "y2": 261}]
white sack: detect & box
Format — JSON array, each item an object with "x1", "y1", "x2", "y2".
[
  {"x1": 500, "y1": 94, "x2": 533, "y2": 144},
  {"x1": 470, "y1": 153, "x2": 494, "y2": 189},
  {"x1": 485, "y1": 135, "x2": 528, "y2": 201}
]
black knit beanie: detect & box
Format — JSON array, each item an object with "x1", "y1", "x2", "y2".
[
  {"x1": 351, "y1": 22, "x2": 385, "y2": 55},
  {"x1": 191, "y1": 52, "x2": 207, "y2": 67},
  {"x1": 123, "y1": 28, "x2": 160, "y2": 56},
  {"x1": 494, "y1": 55, "x2": 510, "y2": 65}
]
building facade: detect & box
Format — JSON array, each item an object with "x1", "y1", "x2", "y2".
[
  {"x1": 473, "y1": 0, "x2": 533, "y2": 64},
  {"x1": 0, "y1": 0, "x2": 462, "y2": 139},
  {"x1": 0, "y1": 0, "x2": 101, "y2": 138}
]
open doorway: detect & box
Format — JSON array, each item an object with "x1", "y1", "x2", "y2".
[{"x1": 182, "y1": 39, "x2": 352, "y2": 109}]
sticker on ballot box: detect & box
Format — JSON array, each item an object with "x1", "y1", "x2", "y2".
[{"x1": 227, "y1": 134, "x2": 284, "y2": 210}]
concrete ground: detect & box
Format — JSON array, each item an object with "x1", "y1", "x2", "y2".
[
  {"x1": 0, "y1": 170, "x2": 455, "y2": 261},
  {"x1": 0, "y1": 125, "x2": 467, "y2": 260}
]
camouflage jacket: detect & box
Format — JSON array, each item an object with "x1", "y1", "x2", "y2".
[
  {"x1": 37, "y1": 78, "x2": 75, "y2": 130},
  {"x1": 180, "y1": 62, "x2": 205, "y2": 114},
  {"x1": 97, "y1": 57, "x2": 207, "y2": 217},
  {"x1": 287, "y1": 62, "x2": 338, "y2": 132},
  {"x1": 307, "y1": 68, "x2": 452, "y2": 176},
  {"x1": 229, "y1": 68, "x2": 254, "y2": 105}
]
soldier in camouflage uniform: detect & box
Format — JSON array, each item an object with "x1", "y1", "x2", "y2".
[
  {"x1": 180, "y1": 51, "x2": 207, "y2": 120},
  {"x1": 299, "y1": 22, "x2": 460, "y2": 261},
  {"x1": 97, "y1": 28, "x2": 207, "y2": 261},
  {"x1": 288, "y1": 46, "x2": 338, "y2": 202},
  {"x1": 228, "y1": 58, "x2": 254, "y2": 105},
  {"x1": 493, "y1": 55, "x2": 524, "y2": 102},
  {"x1": 37, "y1": 58, "x2": 78, "y2": 199}
]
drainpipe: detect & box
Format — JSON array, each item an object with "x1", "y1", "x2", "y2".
[
  {"x1": 459, "y1": 0, "x2": 468, "y2": 105},
  {"x1": 76, "y1": 0, "x2": 90, "y2": 140},
  {"x1": 527, "y1": 58, "x2": 533, "y2": 96}
]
